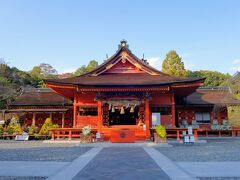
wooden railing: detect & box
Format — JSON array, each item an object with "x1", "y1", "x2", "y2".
[
  {"x1": 198, "y1": 129, "x2": 240, "y2": 137},
  {"x1": 49, "y1": 128, "x2": 98, "y2": 140}
]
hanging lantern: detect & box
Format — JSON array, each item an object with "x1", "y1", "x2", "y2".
[
  {"x1": 130, "y1": 106, "x2": 134, "y2": 113},
  {"x1": 120, "y1": 106, "x2": 125, "y2": 114},
  {"x1": 111, "y1": 106, "x2": 115, "y2": 113}
]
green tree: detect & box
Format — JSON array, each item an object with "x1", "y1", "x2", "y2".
[
  {"x1": 29, "y1": 63, "x2": 58, "y2": 87},
  {"x1": 188, "y1": 70, "x2": 230, "y2": 87},
  {"x1": 0, "y1": 60, "x2": 38, "y2": 108},
  {"x1": 39, "y1": 63, "x2": 58, "y2": 78},
  {"x1": 162, "y1": 50, "x2": 187, "y2": 77},
  {"x1": 74, "y1": 60, "x2": 98, "y2": 76}
]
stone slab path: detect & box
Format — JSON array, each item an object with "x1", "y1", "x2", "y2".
[
  {"x1": 47, "y1": 147, "x2": 102, "y2": 180},
  {"x1": 144, "y1": 147, "x2": 197, "y2": 180}
]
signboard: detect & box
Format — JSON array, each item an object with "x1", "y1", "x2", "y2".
[
  {"x1": 152, "y1": 113, "x2": 160, "y2": 127},
  {"x1": 188, "y1": 126, "x2": 193, "y2": 135},
  {"x1": 15, "y1": 134, "x2": 29, "y2": 141}
]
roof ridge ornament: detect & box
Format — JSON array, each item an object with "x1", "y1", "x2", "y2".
[{"x1": 119, "y1": 39, "x2": 129, "y2": 49}]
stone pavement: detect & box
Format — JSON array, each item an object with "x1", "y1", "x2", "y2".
[
  {"x1": 73, "y1": 147, "x2": 170, "y2": 180},
  {"x1": 1, "y1": 143, "x2": 240, "y2": 179}
]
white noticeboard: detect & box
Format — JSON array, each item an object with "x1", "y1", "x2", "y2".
[
  {"x1": 152, "y1": 113, "x2": 161, "y2": 127},
  {"x1": 184, "y1": 136, "x2": 190, "y2": 143},
  {"x1": 15, "y1": 134, "x2": 29, "y2": 141},
  {"x1": 190, "y1": 135, "x2": 195, "y2": 143},
  {"x1": 188, "y1": 126, "x2": 193, "y2": 135}
]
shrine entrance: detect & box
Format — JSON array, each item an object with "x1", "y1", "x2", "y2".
[
  {"x1": 101, "y1": 99, "x2": 145, "y2": 127},
  {"x1": 109, "y1": 106, "x2": 139, "y2": 125}
]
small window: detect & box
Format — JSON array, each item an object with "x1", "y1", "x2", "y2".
[
  {"x1": 78, "y1": 106, "x2": 98, "y2": 116},
  {"x1": 195, "y1": 112, "x2": 210, "y2": 123}
]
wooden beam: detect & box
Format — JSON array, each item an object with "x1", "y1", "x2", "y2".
[
  {"x1": 49, "y1": 113, "x2": 53, "y2": 120},
  {"x1": 145, "y1": 99, "x2": 151, "y2": 139},
  {"x1": 62, "y1": 112, "x2": 65, "y2": 128},
  {"x1": 32, "y1": 112, "x2": 36, "y2": 126},
  {"x1": 2, "y1": 111, "x2": 5, "y2": 121},
  {"x1": 171, "y1": 92, "x2": 176, "y2": 127},
  {"x1": 73, "y1": 93, "x2": 77, "y2": 127},
  {"x1": 97, "y1": 101, "x2": 102, "y2": 132}
]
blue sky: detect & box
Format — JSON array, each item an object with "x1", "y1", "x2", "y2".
[{"x1": 0, "y1": 0, "x2": 240, "y2": 74}]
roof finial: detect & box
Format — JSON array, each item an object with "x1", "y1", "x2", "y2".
[{"x1": 119, "y1": 39, "x2": 129, "y2": 49}]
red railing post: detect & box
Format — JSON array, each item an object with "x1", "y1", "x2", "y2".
[
  {"x1": 177, "y1": 130, "x2": 180, "y2": 140},
  {"x1": 57, "y1": 130, "x2": 60, "y2": 139},
  {"x1": 51, "y1": 130, "x2": 55, "y2": 140},
  {"x1": 194, "y1": 129, "x2": 198, "y2": 140},
  {"x1": 69, "y1": 130, "x2": 72, "y2": 140}
]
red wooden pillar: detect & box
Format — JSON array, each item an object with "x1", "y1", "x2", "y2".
[
  {"x1": 61, "y1": 112, "x2": 65, "y2": 128},
  {"x1": 145, "y1": 99, "x2": 151, "y2": 139},
  {"x1": 73, "y1": 94, "x2": 77, "y2": 127},
  {"x1": 32, "y1": 112, "x2": 36, "y2": 126},
  {"x1": 176, "y1": 130, "x2": 180, "y2": 140},
  {"x1": 194, "y1": 129, "x2": 198, "y2": 140},
  {"x1": 171, "y1": 92, "x2": 176, "y2": 127},
  {"x1": 97, "y1": 101, "x2": 102, "y2": 133}
]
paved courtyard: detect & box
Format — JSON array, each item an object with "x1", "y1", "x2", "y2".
[{"x1": 0, "y1": 139, "x2": 240, "y2": 179}]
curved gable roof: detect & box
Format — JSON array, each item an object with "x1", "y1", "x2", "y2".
[
  {"x1": 44, "y1": 40, "x2": 204, "y2": 87},
  {"x1": 83, "y1": 41, "x2": 163, "y2": 76}
]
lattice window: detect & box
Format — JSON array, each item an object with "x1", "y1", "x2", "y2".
[{"x1": 195, "y1": 112, "x2": 210, "y2": 124}]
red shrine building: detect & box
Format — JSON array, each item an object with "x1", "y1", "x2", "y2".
[
  {"x1": 3, "y1": 40, "x2": 239, "y2": 140},
  {"x1": 42, "y1": 40, "x2": 237, "y2": 140}
]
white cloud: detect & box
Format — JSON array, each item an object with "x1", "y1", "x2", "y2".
[
  {"x1": 147, "y1": 57, "x2": 162, "y2": 70},
  {"x1": 184, "y1": 61, "x2": 195, "y2": 70},
  {"x1": 231, "y1": 59, "x2": 240, "y2": 73},
  {"x1": 232, "y1": 59, "x2": 240, "y2": 65},
  {"x1": 57, "y1": 67, "x2": 77, "y2": 74},
  {"x1": 63, "y1": 68, "x2": 77, "y2": 74}
]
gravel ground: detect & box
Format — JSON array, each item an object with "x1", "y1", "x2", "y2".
[
  {"x1": 155, "y1": 139, "x2": 240, "y2": 162},
  {"x1": 0, "y1": 140, "x2": 79, "y2": 149},
  {"x1": 0, "y1": 177, "x2": 46, "y2": 180},
  {"x1": 199, "y1": 178, "x2": 240, "y2": 180},
  {"x1": 0, "y1": 140, "x2": 92, "y2": 162}
]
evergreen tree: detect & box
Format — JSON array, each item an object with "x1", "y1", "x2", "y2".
[
  {"x1": 162, "y1": 50, "x2": 187, "y2": 77},
  {"x1": 74, "y1": 60, "x2": 98, "y2": 76}
]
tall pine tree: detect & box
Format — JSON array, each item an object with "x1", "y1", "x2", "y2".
[{"x1": 162, "y1": 50, "x2": 187, "y2": 77}]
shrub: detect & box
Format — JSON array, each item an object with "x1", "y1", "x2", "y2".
[
  {"x1": 6, "y1": 116, "x2": 23, "y2": 134},
  {"x1": 39, "y1": 118, "x2": 58, "y2": 136},
  {"x1": 155, "y1": 125, "x2": 166, "y2": 138},
  {"x1": 82, "y1": 125, "x2": 91, "y2": 136},
  {"x1": 228, "y1": 106, "x2": 240, "y2": 128},
  {"x1": 0, "y1": 125, "x2": 4, "y2": 135},
  {"x1": 28, "y1": 125, "x2": 39, "y2": 135}
]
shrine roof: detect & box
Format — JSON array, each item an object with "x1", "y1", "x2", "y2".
[
  {"x1": 182, "y1": 87, "x2": 240, "y2": 106},
  {"x1": 44, "y1": 73, "x2": 204, "y2": 86},
  {"x1": 10, "y1": 88, "x2": 72, "y2": 106},
  {"x1": 44, "y1": 40, "x2": 204, "y2": 87}
]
